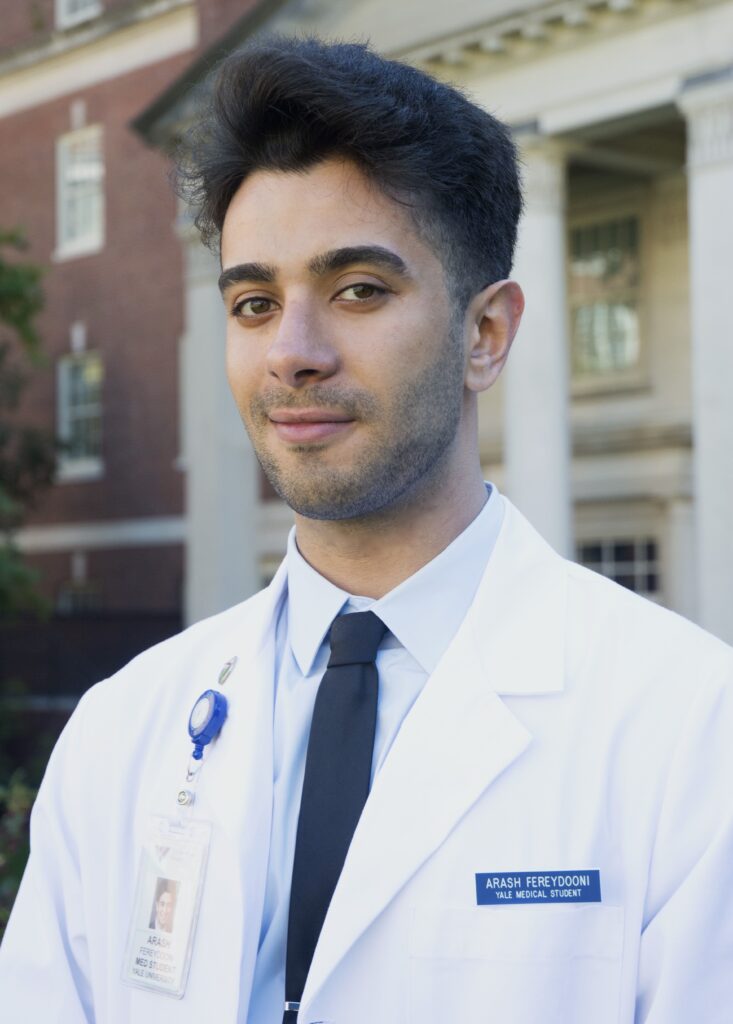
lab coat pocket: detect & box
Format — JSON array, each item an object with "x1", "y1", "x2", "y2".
[{"x1": 408, "y1": 904, "x2": 624, "y2": 1024}]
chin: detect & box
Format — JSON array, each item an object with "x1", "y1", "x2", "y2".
[{"x1": 276, "y1": 477, "x2": 407, "y2": 522}]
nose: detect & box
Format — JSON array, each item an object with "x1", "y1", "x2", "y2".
[{"x1": 266, "y1": 301, "x2": 338, "y2": 388}]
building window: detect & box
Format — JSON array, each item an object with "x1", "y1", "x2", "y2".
[
  {"x1": 569, "y1": 215, "x2": 641, "y2": 378},
  {"x1": 56, "y1": 0, "x2": 102, "y2": 30},
  {"x1": 577, "y1": 537, "x2": 660, "y2": 598},
  {"x1": 57, "y1": 352, "x2": 104, "y2": 481},
  {"x1": 56, "y1": 583, "x2": 101, "y2": 614},
  {"x1": 56, "y1": 551, "x2": 102, "y2": 612},
  {"x1": 56, "y1": 126, "x2": 104, "y2": 258}
]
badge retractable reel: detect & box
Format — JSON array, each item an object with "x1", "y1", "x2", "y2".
[
  {"x1": 122, "y1": 661, "x2": 236, "y2": 1001},
  {"x1": 178, "y1": 689, "x2": 229, "y2": 809}
]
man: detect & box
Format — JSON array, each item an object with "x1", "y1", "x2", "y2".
[{"x1": 1, "y1": 36, "x2": 732, "y2": 1024}]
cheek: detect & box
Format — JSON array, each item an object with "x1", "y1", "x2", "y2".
[
  {"x1": 363, "y1": 310, "x2": 444, "y2": 381},
  {"x1": 225, "y1": 333, "x2": 257, "y2": 397}
]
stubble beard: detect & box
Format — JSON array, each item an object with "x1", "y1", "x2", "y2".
[{"x1": 246, "y1": 325, "x2": 466, "y2": 522}]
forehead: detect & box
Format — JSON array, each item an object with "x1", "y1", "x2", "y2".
[{"x1": 220, "y1": 158, "x2": 437, "y2": 275}]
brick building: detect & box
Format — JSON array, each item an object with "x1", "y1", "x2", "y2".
[{"x1": 0, "y1": 0, "x2": 259, "y2": 694}]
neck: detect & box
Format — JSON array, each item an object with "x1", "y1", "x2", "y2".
[{"x1": 293, "y1": 452, "x2": 488, "y2": 599}]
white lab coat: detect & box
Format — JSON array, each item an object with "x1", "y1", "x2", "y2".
[{"x1": 1, "y1": 498, "x2": 732, "y2": 1023}]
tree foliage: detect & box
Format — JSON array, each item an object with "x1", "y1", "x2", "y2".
[
  {"x1": 0, "y1": 228, "x2": 59, "y2": 938},
  {"x1": 0, "y1": 771, "x2": 35, "y2": 934},
  {"x1": 0, "y1": 230, "x2": 56, "y2": 616}
]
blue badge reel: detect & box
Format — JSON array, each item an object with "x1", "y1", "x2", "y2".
[{"x1": 188, "y1": 689, "x2": 228, "y2": 760}]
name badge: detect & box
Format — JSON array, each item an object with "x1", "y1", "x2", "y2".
[
  {"x1": 122, "y1": 816, "x2": 211, "y2": 997},
  {"x1": 476, "y1": 869, "x2": 601, "y2": 905}
]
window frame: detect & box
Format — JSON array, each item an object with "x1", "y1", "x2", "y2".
[
  {"x1": 567, "y1": 198, "x2": 650, "y2": 397},
  {"x1": 55, "y1": 124, "x2": 105, "y2": 261},
  {"x1": 575, "y1": 501, "x2": 665, "y2": 605},
  {"x1": 56, "y1": 351, "x2": 104, "y2": 483},
  {"x1": 576, "y1": 536, "x2": 661, "y2": 600},
  {"x1": 56, "y1": 582, "x2": 102, "y2": 614},
  {"x1": 55, "y1": 0, "x2": 103, "y2": 31}
]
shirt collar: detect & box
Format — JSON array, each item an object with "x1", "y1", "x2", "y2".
[
  {"x1": 286, "y1": 533, "x2": 351, "y2": 676},
  {"x1": 286, "y1": 484, "x2": 504, "y2": 676}
]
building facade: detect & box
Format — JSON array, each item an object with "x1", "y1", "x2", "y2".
[
  {"x1": 0, "y1": 0, "x2": 257, "y2": 693},
  {"x1": 4, "y1": 0, "x2": 733, "y2": 663},
  {"x1": 136, "y1": 0, "x2": 733, "y2": 645}
]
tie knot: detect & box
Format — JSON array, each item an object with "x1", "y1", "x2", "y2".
[{"x1": 327, "y1": 610, "x2": 387, "y2": 667}]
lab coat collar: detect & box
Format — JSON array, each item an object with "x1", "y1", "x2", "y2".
[
  {"x1": 199, "y1": 558, "x2": 289, "y2": 839},
  {"x1": 469, "y1": 495, "x2": 567, "y2": 697},
  {"x1": 300, "y1": 497, "x2": 568, "y2": 1013}
]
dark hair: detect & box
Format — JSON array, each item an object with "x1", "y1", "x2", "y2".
[{"x1": 176, "y1": 36, "x2": 522, "y2": 308}]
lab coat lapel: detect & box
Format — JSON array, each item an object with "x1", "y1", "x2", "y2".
[
  {"x1": 301, "y1": 500, "x2": 567, "y2": 1012},
  {"x1": 199, "y1": 560, "x2": 287, "y2": 844},
  {"x1": 201, "y1": 560, "x2": 287, "y2": 1017},
  {"x1": 130, "y1": 561, "x2": 287, "y2": 1023}
]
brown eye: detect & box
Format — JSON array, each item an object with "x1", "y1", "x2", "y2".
[
  {"x1": 233, "y1": 297, "x2": 274, "y2": 318},
  {"x1": 337, "y1": 283, "x2": 385, "y2": 301}
]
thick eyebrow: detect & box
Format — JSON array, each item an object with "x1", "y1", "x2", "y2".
[
  {"x1": 218, "y1": 245, "x2": 411, "y2": 296},
  {"x1": 307, "y1": 245, "x2": 411, "y2": 279},
  {"x1": 218, "y1": 261, "x2": 276, "y2": 295}
]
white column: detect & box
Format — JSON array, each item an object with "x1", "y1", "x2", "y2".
[
  {"x1": 504, "y1": 135, "x2": 572, "y2": 556},
  {"x1": 679, "y1": 70, "x2": 733, "y2": 643},
  {"x1": 664, "y1": 497, "x2": 697, "y2": 623},
  {"x1": 180, "y1": 231, "x2": 260, "y2": 625}
]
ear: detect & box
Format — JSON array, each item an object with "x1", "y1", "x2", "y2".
[{"x1": 464, "y1": 279, "x2": 525, "y2": 394}]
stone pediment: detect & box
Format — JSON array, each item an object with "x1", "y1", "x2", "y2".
[
  {"x1": 134, "y1": 0, "x2": 708, "y2": 145},
  {"x1": 392, "y1": 0, "x2": 696, "y2": 74},
  {"x1": 252, "y1": 0, "x2": 697, "y2": 74}
]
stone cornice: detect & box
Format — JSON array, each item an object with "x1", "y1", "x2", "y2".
[
  {"x1": 479, "y1": 421, "x2": 692, "y2": 466},
  {"x1": 572, "y1": 422, "x2": 692, "y2": 457},
  {"x1": 397, "y1": 0, "x2": 697, "y2": 74},
  {"x1": 678, "y1": 64, "x2": 733, "y2": 167},
  {"x1": 0, "y1": 0, "x2": 192, "y2": 78}
]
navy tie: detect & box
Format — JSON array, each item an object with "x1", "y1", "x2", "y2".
[{"x1": 283, "y1": 610, "x2": 387, "y2": 1023}]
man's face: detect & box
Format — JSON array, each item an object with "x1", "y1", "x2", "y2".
[
  {"x1": 220, "y1": 158, "x2": 469, "y2": 520},
  {"x1": 156, "y1": 891, "x2": 173, "y2": 930}
]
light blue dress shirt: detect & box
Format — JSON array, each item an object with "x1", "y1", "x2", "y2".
[{"x1": 246, "y1": 485, "x2": 504, "y2": 1023}]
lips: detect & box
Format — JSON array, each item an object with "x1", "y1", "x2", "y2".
[{"x1": 268, "y1": 409, "x2": 355, "y2": 443}]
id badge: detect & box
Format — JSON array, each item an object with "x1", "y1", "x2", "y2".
[{"x1": 122, "y1": 815, "x2": 211, "y2": 998}]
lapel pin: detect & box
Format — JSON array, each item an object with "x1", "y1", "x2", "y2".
[{"x1": 218, "y1": 656, "x2": 238, "y2": 686}]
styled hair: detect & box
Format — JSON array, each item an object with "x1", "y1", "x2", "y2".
[{"x1": 176, "y1": 36, "x2": 522, "y2": 308}]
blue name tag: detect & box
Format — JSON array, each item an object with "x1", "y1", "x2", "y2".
[{"x1": 475, "y1": 870, "x2": 601, "y2": 905}]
